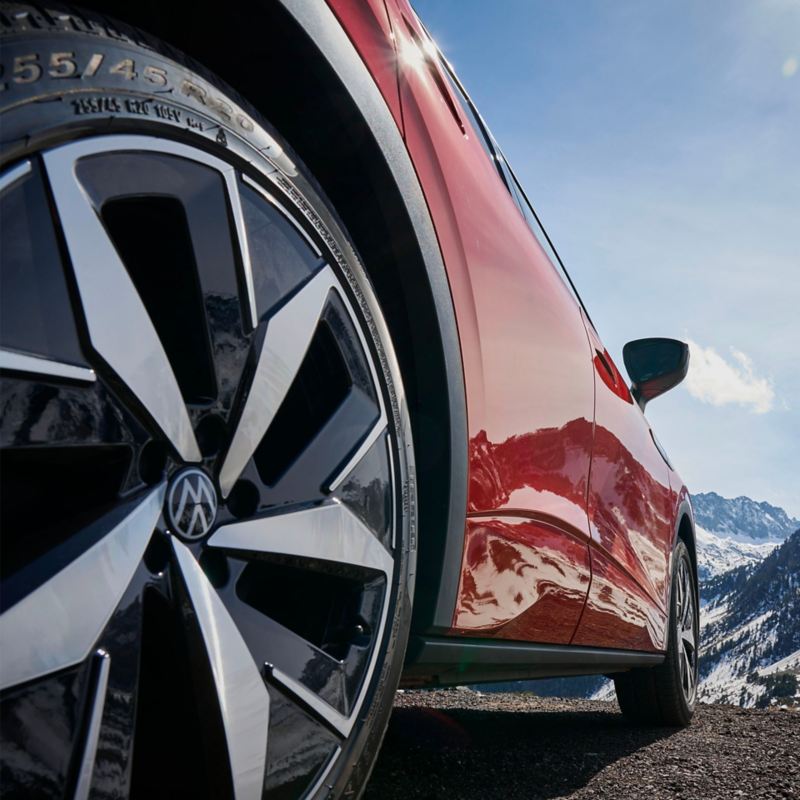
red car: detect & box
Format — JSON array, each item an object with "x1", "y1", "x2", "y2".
[{"x1": 0, "y1": 1, "x2": 699, "y2": 798}]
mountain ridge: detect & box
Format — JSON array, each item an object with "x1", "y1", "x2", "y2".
[{"x1": 692, "y1": 491, "x2": 799, "y2": 542}]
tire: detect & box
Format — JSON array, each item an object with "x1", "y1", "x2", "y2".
[
  {"x1": 0, "y1": 6, "x2": 416, "y2": 799},
  {"x1": 613, "y1": 540, "x2": 699, "y2": 727}
]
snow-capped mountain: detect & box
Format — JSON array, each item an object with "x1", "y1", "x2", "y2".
[
  {"x1": 692, "y1": 491, "x2": 798, "y2": 542},
  {"x1": 698, "y1": 529, "x2": 800, "y2": 707},
  {"x1": 691, "y1": 492, "x2": 797, "y2": 579},
  {"x1": 695, "y1": 526, "x2": 779, "y2": 580}
]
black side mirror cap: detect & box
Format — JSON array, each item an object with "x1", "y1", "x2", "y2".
[{"x1": 622, "y1": 338, "x2": 689, "y2": 410}]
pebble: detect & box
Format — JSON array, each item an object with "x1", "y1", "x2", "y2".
[{"x1": 366, "y1": 690, "x2": 800, "y2": 799}]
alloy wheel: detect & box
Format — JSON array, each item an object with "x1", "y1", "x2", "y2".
[
  {"x1": 674, "y1": 557, "x2": 698, "y2": 705},
  {"x1": 0, "y1": 135, "x2": 401, "y2": 798}
]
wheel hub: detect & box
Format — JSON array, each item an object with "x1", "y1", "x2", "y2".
[{"x1": 165, "y1": 467, "x2": 219, "y2": 541}]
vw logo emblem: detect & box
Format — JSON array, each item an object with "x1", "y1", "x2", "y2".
[{"x1": 166, "y1": 468, "x2": 218, "y2": 541}]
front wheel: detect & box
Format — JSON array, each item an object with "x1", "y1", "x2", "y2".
[
  {"x1": 0, "y1": 6, "x2": 416, "y2": 798},
  {"x1": 614, "y1": 540, "x2": 699, "y2": 726}
]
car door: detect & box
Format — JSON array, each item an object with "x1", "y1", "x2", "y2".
[
  {"x1": 386, "y1": 0, "x2": 595, "y2": 644},
  {"x1": 572, "y1": 314, "x2": 674, "y2": 651}
]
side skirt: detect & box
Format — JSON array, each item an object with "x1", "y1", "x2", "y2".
[{"x1": 400, "y1": 636, "x2": 665, "y2": 688}]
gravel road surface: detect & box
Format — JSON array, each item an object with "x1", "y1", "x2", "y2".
[{"x1": 366, "y1": 689, "x2": 799, "y2": 800}]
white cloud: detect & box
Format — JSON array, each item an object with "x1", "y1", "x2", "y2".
[{"x1": 685, "y1": 340, "x2": 775, "y2": 414}]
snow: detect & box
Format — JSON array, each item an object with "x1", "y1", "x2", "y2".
[
  {"x1": 695, "y1": 526, "x2": 778, "y2": 579},
  {"x1": 758, "y1": 648, "x2": 800, "y2": 677}
]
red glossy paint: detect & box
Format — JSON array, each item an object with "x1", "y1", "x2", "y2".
[
  {"x1": 573, "y1": 316, "x2": 674, "y2": 649},
  {"x1": 328, "y1": 0, "x2": 690, "y2": 654},
  {"x1": 326, "y1": 0, "x2": 405, "y2": 131},
  {"x1": 386, "y1": 0, "x2": 595, "y2": 522},
  {"x1": 570, "y1": 544, "x2": 668, "y2": 652},
  {"x1": 383, "y1": 0, "x2": 596, "y2": 638},
  {"x1": 455, "y1": 516, "x2": 591, "y2": 643}
]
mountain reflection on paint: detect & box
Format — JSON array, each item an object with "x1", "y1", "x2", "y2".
[{"x1": 458, "y1": 419, "x2": 672, "y2": 651}]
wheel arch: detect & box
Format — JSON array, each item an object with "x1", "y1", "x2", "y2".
[
  {"x1": 674, "y1": 497, "x2": 699, "y2": 596},
  {"x1": 72, "y1": 0, "x2": 469, "y2": 635}
]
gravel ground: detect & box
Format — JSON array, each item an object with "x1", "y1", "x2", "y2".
[{"x1": 366, "y1": 689, "x2": 800, "y2": 800}]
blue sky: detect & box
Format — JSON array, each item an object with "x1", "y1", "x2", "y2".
[{"x1": 415, "y1": 0, "x2": 800, "y2": 517}]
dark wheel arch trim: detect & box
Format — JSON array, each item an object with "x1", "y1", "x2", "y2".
[
  {"x1": 666, "y1": 498, "x2": 699, "y2": 646},
  {"x1": 674, "y1": 500, "x2": 699, "y2": 595},
  {"x1": 73, "y1": 0, "x2": 470, "y2": 635}
]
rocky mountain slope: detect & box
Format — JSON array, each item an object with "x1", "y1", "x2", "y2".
[
  {"x1": 695, "y1": 525, "x2": 778, "y2": 579},
  {"x1": 692, "y1": 491, "x2": 798, "y2": 542},
  {"x1": 698, "y1": 528, "x2": 800, "y2": 707}
]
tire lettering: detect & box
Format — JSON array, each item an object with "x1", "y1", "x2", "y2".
[
  {"x1": 154, "y1": 104, "x2": 181, "y2": 122},
  {"x1": 6, "y1": 46, "x2": 250, "y2": 144},
  {"x1": 109, "y1": 58, "x2": 137, "y2": 80},
  {"x1": 210, "y1": 97, "x2": 233, "y2": 123},
  {"x1": 180, "y1": 79, "x2": 251, "y2": 133},
  {"x1": 48, "y1": 52, "x2": 78, "y2": 78},
  {"x1": 143, "y1": 65, "x2": 168, "y2": 87},
  {"x1": 12, "y1": 54, "x2": 41, "y2": 84},
  {"x1": 83, "y1": 53, "x2": 104, "y2": 78},
  {"x1": 124, "y1": 97, "x2": 151, "y2": 115},
  {"x1": 71, "y1": 96, "x2": 122, "y2": 115}
]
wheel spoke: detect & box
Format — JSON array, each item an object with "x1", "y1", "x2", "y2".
[
  {"x1": 679, "y1": 647, "x2": 687, "y2": 689},
  {"x1": 223, "y1": 170, "x2": 258, "y2": 332},
  {"x1": 676, "y1": 560, "x2": 697, "y2": 702},
  {"x1": 42, "y1": 144, "x2": 201, "y2": 463},
  {"x1": 72, "y1": 650, "x2": 111, "y2": 800},
  {"x1": 0, "y1": 347, "x2": 96, "y2": 384},
  {"x1": 265, "y1": 663, "x2": 352, "y2": 738},
  {"x1": 683, "y1": 600, "x2": 695, "y2": 640},
  {"x1": 327, "y1": 415, "x2": 388, "y2": 492},
  {"x1": 207, "y1": 502, "x2": 393, "y2": 576},
  {"x1": 683, "y1": 568, "x2": 693, "y2": 626},
  {"x1": 0, "y1": 486, "x2": 164, "y2": 691},
  {"x1": 171, "y1": 539, "x2": 270, "y2": 800},
  {"x1": 218, "y1": 267, "x2": 337, "y2": 497},
  {"x1": 683, "y1": 649, "x2": 694, "y2": 693}
]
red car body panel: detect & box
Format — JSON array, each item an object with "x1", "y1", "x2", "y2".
[
  {"x1": 328, "y1": 0, "x2": 684, "y2": 652},
  {"x1": 326, "y1": 0, "x2": 405, "y2": 132},
  {"x1": 456, "y1": 516, "x2": 591, "y2": 644}
]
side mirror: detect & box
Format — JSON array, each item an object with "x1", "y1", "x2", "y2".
[{"x1": 622, "y1": 338, "x2": 689, "y2": 410}]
